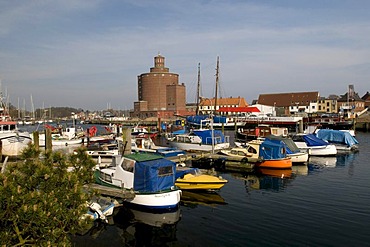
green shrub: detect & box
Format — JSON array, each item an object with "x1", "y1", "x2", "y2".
[{"x1": 0, "y1": 145, "x2": 97, "y2": 246}]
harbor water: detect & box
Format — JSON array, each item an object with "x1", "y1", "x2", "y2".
[
  {"x1": 19, "y1": 125, "x2": 370, "y2": 246},
  {"x1": 69, "y1": 130, "x2": 370, "y2": 247}
]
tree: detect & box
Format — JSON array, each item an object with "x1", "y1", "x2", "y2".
[{"x1": 0, "y1": 145, "x2": 97, "y2": 246}]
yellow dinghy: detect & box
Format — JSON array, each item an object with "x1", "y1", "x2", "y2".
[{"x1": 175, "y1": 168, "x2": 228, "y2": 190}]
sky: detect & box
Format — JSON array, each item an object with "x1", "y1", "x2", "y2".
[{"x1": 1, "y1": 0, "x2": 370, "y2": 111}]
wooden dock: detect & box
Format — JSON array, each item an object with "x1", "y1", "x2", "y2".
[
  {"x1": 166, "y1": 152, "x2": 255, "y2": 172},
  {"x1": 85, "y1": 184, "x2": 135, "y2": 199}
]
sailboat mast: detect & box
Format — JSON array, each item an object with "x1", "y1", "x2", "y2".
[
  {"x1": 30, "y1": 94, "x2": 35, "y2": 120},
  {"x1": 214, "y1": 56, "x2": 219, "y2": 115},
  {"x1": 196, "y1": 63, "x2": 201, "y2": 115}
]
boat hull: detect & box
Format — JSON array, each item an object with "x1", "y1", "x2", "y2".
[
  {"x1": 0, "y1": 132, "x2": 32, "y2": 157},
  {"x1": 36, "y1": 137, "x2": 83, "y2": 147},
  {"x1": 295, "y1": 141, "x2": 338, "y2": 156},
  {"x1": 168, "y1": 141, "x2": 229, "y2": 152},
  {"x1": 126, "y1": 190, "x2": 182, "y2": 210},
  {"x1": 287, "y1": 152, "x2": 309, "y2": 163},
  {"x1": 95, "y1": 169, "x2": 181, "y2": 210},
  {"x1": 175, "y1": 174, "x2": 227, "y2": 190},
  {"x1": 257, "y1": 158, "x2": 292, "y2": 169}
]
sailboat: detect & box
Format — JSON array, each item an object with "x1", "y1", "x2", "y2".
[{"x1": 167, "y1": 58, "x2": 230, "y2": 152}]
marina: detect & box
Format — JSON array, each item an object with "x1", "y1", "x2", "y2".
[
  {"x1": 2, "y1": 117, "x2": 369, "y2": 246},
  {"x1": 71, "y1": 131, "x2": 370, "y2": 246},
  {"x1": 2, "y1": 2, "x2": 370, "y2": 246}
]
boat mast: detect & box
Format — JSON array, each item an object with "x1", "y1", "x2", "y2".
[
  {"x1": 196, "y1": 63, "x2": 201, "y2": 115},
  {"x1": 30, "y1": 94, "x2": 35, "y2": 120},
  {"x1": 214, "y1": 56, "x2": 219, "y2": 115}
]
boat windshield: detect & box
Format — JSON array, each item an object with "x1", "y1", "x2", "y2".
[{"x1": 121, "y1": 159, "x2": 135, "y2": 172}]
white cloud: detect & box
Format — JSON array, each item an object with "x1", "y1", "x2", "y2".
[{"x1": 1, "y1": 0, "x2": 370, "y2": 110}]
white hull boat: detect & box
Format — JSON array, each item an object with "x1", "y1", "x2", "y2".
[
  {"x1": 0, "y1": 131, "x2": 32, "y2": 157},
  {"x1": 95, "y1": 153, "x2": 181, "y2": 210},
  {"x1": 292, "y1": 133, "x2": 338, "y2": 156},
  {"x1": 167, "y1": 129, "x2": 229, "y2": 152},
  {"x1": 0, "y1": 87, "x2": 32, "y2": 157},
  {"x1": 287, "y1": 152, "x2": 309, "y2": 163}
]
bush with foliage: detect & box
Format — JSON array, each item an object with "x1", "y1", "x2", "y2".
[{"x1": 0, "y1": 145, "x2": 97, "y2": 246}]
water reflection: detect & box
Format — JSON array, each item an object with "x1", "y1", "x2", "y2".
[
  {"x1": 307, "y1": 153, "x2": 360, "y2": 177},
  {"x1": 292, "y1": 165, "x2": 308, "y2": 176},
  {"x1": 257, "y1": 168, "x2": 292, "y2": 178},
  {"x1": 113, "y1": 206, "x2": 180, "y2": 246},
  {"x1": 73, "y1": 206, "x2": 181, "y2": 246},
  {"x1": 308, "y1": 156, "x2": 337, "y2": 168},
  {"x1": 232, "y1": 171, "x2": 294, "y2": 192},
  {"x1": 180, "y1": 191, "x2": 227, "y2": 207}
]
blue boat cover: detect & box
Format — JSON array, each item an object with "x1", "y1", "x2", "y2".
[
  {"x1": 302, "y1": 133, "x2": 330, "y2": 146},
  {"x1": 259, "y1": 139, "x2": 287, "y2": 160},
  {"x1": 192, "y1": 129, "x2": 226, "y2": 144},
  {"x1": 266, "y1": 135, "x2": 300, "y2": 154},
  {"x1": 133, "y1": 157, "x2": 177, "y2": 193},
  {"x1": 186, "y1": 115, "x2": 210, "y2": 125},
  {"x1": 316, "y1": 129, "x2": 359, "y2": 147},
  {"x1": 186, "y1": 115, "x2": 227, "y2": 125}
]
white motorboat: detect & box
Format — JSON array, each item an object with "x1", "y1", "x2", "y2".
[
  {"x1": 0, "y1": 120, "x2": 32, "y2": 157},
  {"x1": 95, "y1": 152, "x2": 181, "y2": 210},
  {"x1": 34, "y1": 125, "x2": 84, "y2": 147},
  {"x1": 315, "y1": 129, "x2": 359, "y2": 153},
  {"x1": 131, "y1": 135, "x2": 185, "y2": 157},
  {"x1": 292, "y1": 133, "x2": 337, "y2": 156},
  {"x1": 167, "y1": 129, "x2": 230, "y2": 152},
  {"x1": 0, "y1": 92, "x2": 32, "y2": 157}
]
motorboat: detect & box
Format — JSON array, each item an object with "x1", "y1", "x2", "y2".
[
  {"x1": 175, "y1": 168, "x2": 228, "y2": 190},
  {"x1": 84, "y1": 197, "x2": 118, "y2": 223},
  {"x1": 94, "y1": 152, "x2": 181, "y2": 210},
  {"x1": 85, "y1": 139, "x2": 120, "y2": 160},
  {"x1": 316, "y1": 129, "x2": 359, "y2": 152},
  {"x1": 0, "y1": 119, "x2": 32, "y2": 157},
  {"x1": 223, "y1": 139, "x2": 292, "y2": 169},
  {"x1": 0, "y1": 95, "x2": 32, "y2": 157},
  {"x1": 34, "y1": 125, "x2": 84, "y2": 147},
  {"x1": 131, "y1": 135, "x2": 185, "y2": 157},
  {"x1": 167, "y1": 128, "x2": 230, "y2": 152},
  {"x1": 291, "y1": 133, "x2": 337, "y2": 156},
  {"x1": 265, "y1": 135, "x2": 309, "y2": 164},
  {"x1": 235, "y1": 125, "x2": 288, "y2": 142},
  {"x1": 131, "y1": 125, "x2": 158, "y2": 139}
]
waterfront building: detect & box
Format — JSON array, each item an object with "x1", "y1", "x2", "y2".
[
  {"x1": 337, "y1": 85, "x2": 365, "y2": 118},
  {"x1": 317, "y1": 95, "x2": 339, "y2": 114},
  {"x1": 198, "y1": 96, "x2": 248, "y2": 115},
  {"x1": 131, "y1": 54, "x2": 186, "y2": 119},
  {"x1": 257, "y1": 91, "x2": 319, "y2": 116},
  {"x1": 361, "y1": 91, "x2": 370, "y2": 109}
]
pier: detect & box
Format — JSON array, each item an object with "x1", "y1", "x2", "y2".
[{"x1": 85, "y1": 184, "x2": 135, "y2": 199}]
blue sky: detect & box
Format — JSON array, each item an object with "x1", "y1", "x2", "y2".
[{"x1": 1, "y1": 0, "x2": 370, "y2": 111}]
